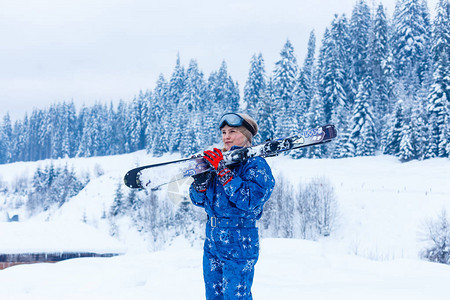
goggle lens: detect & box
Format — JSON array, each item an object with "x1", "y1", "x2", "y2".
[
  {"x1": 219, "y1": 113, "x2": 244, "y2": 128},
  {"x1": 219, "y1": 113, "x2": 256, "y2": 136}
]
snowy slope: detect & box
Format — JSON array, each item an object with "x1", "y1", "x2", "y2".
[
  {"x1": 270, "y1": 155, "x2": 450, "y2": 260},
  {"x1": 0, "y1": 238, "x2": 449, "y2": 300},
  {"x1": 0, "y1": 152, "x2": 449, "y2": 299}
]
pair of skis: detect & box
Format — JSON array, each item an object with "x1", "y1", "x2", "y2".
[{"x1": 124, "y1": 124, "x2": 337, "y2": 190}]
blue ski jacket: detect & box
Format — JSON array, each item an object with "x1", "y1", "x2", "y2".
[{"x1": 189, "y1": 148, "x2": 275, "y2": 221}]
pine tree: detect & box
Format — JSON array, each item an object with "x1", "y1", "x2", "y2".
[
  {"x1": 392, "y1": 0, "x2": 432, "y2": 89},
  {"x1": 211, "y1": 61, "x2": 240, "y2": 114},
  {"x1": 149, "y1": 75, "x2": 170, "y2": 156},
  {"x1": 426, "y1": 52, "x2": 449, "y2": 157},
  {"x1": 168, "y1": 56, "x2": 187, "y2": 153},
  {"x1": 273, "y1": 40, "x2": 299, "y2": 137},
  {"x1": 425, "y1": 0, "x2": 450, "y2": 158},
  {"x1": 345, "y1": 77, "x2": 377, "y2": 156},
  {"x1": 318, "y1": 18, "x2": 350, "y2": 125},
  {"x1": 370, "y1": 3, "x2": 395, "y2": 136},
  {"x1": 254, "y1": 77, "x2": 276, "y2": 144},
  {"x1": 128, "y1": 91, "x2": 150, "y2": 152},
  {"x1": 244, "y1": 53, "x2": 267, "y2": 118},
  {"x1": 111, "y1": 182, "x2": 125, "y2": 217},
  {"x1": 384, "y1": 100, "x2": 405, "y2": 155},
  {"x1": 350, "y1": 0, "x2": 372, "y2": 85},
  {"x1": 206, "y1": 61, "x2": 239, "y2": 146},
  {"x1": 182, "y1": 59, "x2": 207, "y2": 113},
  {"x1": 317, "y1": 17, "x2": 353, "y2": 157},
  {"x1": 0, "y1": 124, "x2": 5, "y2": 164},
  {"x1": 430, "y1": 0, "x2": 450, "y2": 65},
  {"x1": 293, "y1": 30, "x2": 317, "y2": 156},
  {"x1": 332, "y1": 14, "x2": 356, "y2": 108},
  {"x1": 399, "y1": 107, "x2": 417, "y2": 162},
  {"x1": 299, "y1": 30, "x2": 316, "y2": 110},
  {"x1": 179, "y1": 117, "x2": 201, "y2": 157},
  {"x1": 0, "y1": 114, "x2": 13, "y2": 163}
]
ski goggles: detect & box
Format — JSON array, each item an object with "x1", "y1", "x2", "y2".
[{"x1": 218, "y1": 113, "x2": 256, "y2": 136}]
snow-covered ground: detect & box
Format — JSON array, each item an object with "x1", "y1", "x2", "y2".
[
  {"x1": 0, "y1": 152, "x2": 449, "y2": 299},
  {"x1": 0, "y1": 238, "x2": 449, "y2": 299}
]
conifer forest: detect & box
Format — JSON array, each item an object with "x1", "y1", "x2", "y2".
[{"x1": 0, "y1": 0, "x2": 448, "y2": 164}]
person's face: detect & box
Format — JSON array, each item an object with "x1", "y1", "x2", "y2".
[{"x1": 221, "y1": 125, "x2": 249, "y2": 151}]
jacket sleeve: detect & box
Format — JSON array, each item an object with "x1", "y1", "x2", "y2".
[
  {"x1": 222, "y1": 157, "x2": 275, "y2": 212},
  {"x1": 189, "y1": 184, "x2": 206, "y2": 208}
]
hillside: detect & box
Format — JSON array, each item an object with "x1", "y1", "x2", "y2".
[{"x1": 0, "y1": 152, "x2": 449, "y2": 298}]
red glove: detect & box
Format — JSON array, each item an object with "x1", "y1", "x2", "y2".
[
  {"x1": 203, "y1": 148, "x2": 224, "y2": 170},
  {"x1": 203, "y1": 148, "x2": 233, "y2": 186}
]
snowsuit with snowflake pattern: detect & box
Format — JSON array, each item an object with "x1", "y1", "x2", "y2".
[{"x1": 190, "y1": 152, "x2": 275, "y2": 300}]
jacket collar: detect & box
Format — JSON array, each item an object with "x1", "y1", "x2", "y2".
[{"x1": 230, "y1": 145, "x2": 243, "y2": 151}]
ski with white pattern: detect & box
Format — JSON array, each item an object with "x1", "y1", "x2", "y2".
[{"x1": 124, "y1": 124, "x2": 337, "y2": 190}]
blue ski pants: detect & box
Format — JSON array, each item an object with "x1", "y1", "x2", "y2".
[{"x1": 203, "y1": 226, "x2": 259, "y2": 300}]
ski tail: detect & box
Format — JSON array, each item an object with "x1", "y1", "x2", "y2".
[{"x1": 323, "y1": 124, "x2": 337, "y2": 142}]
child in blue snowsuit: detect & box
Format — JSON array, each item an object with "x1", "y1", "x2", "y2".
[{"x1": 190, "y1": 113, "x2": 275, "y2": 300}]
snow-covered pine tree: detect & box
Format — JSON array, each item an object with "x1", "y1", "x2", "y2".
[
  {"x1": 41, "y1": 108, "x2": 53, "y2": 159},
  {"x1": 384, "y1": 99, "x2": 405, "y2": 155},
  {"x1": 92, "y1": 103, "x2": 110, "y2": 156},
  {"x1": 207, "y1": 60, "x2": 240, "y2": 146},
  {"x1": 333, "y1": 14, "x2": 356, "y2": 108},
  {"x1": 392, "y1": 0, "x2": 432, "y2": 91},
  {"x1": 78, "y1": 111, "x2": 95, "y2": 158},
  {"x1": 425, "y1": 0, "x2": 450, "y2": 158},
  {"x1": 399, "y1": 107, "x2": 417, "y2": 162},
  {"x1": 0, "y1": 113, "x2": 13, "y2": 164},
  {"x1": 244, "y1": 53, "x2": 267, "y2": 118},
  {"x1": 50, "y1": 105, "x2": 64, "y2": 159},
  {"x1": 65, "y1": 101, "x2": 78, "y2": 157},
  {"x1": 426, "y1": 52, "x2": 449, "y2": 158},
  {"x1": 181, "y1": 59, "x2": 207, "y2": 114},
  {"x1": 107, "y1": 101, "x2": 126, "y2": 155},
  {"x1": 110, "y1": 181, "x2": 124, "y2": 217},
  {"x1": 148, "y1": 75, "x2": 170, "y2": 156},
  {"x1": 370, "y1": 3, "x2": 395, "y2": 139},
  {"x1": 317, "y1": 16, "x2": 353, "y2": 157},
  {"x1": 46, "y1": 102, "x2": 77, "y2": 159},
  {"x1": 0, "y1": 124, "x2": 5, "y2": 164},
  {"x1": 178, "y1": 60, "x2": 207, "y2": 155},
  {"x1": 27, "y1": 166, "x2": 45, "y2": 213},
  {"x1": 298, "y1": 30, "x2": 316, "y2": 112},
  {"x1": 167, "y1": 56, "x2": 187, "y2": 153},
  {"x1": 9, "y1": 109, "x2": 28, "y2": 162},
  {"x1": 214, "y1": 60, "x2": 240, "y2": 113},
  {"x1": 350, "y1": 0, "x2": 372, "y2": 87},
  {"x1": 430, "y1": 0, "x2": 450, "y2": 65},
  {"x1": 254, "y1": 77, "x2": 276, "y2": 144},
  {"x1": 115, "y1": 100, "x2": 130, "y2": 154},
  {"x1": 273, "y1": 40, "x2": 299, "y2": 138},
  {"x1": 345, "y1": 77, "x2": 377, "y2": 156},
  {"x1": 318, "y1": 18, "x2": 349, "y2": 125},
  {"x1": 179, "y1": 118, "x2": 202, "y2": 157},
  {"x1": 31, "y1": 110, "x2": 44, "y2": 160},
  {"x1": 291, "y1": 30, "x2": 318, "y2": 159},
  {"x1": 127, "y1": 91, "x2": 150, "y2": 152},
  {"x1": 35, "y1": 163, "x2": 61, "y2": 210}
]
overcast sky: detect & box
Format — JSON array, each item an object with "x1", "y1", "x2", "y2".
[{"x1": 0, "y1": 0, "x2": 438, "y2": 120}]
